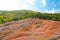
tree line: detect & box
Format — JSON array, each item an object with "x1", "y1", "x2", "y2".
[{"x1": 0, "y1": 10, "x2": 60, "y2": 24}]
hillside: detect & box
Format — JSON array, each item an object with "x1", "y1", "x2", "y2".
[
  {"x1": 0, "y1": 10, "x2": 60, "y2": 24},
  {"x1": 0, "y1": 18, "x2": 60, "y2": 40}
]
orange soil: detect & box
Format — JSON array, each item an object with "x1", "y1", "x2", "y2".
[{"x1": 0, "y1": 18, "x2": 60, "y2": 40}]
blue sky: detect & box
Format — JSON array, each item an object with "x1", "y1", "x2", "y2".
[{"x1": 0, "y1": 0, "x2": 60, "y2": 13}]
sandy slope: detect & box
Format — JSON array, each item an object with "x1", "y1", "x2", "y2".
[{"x1": 0, "y1": 18, "x2": 60, "y2": 40}]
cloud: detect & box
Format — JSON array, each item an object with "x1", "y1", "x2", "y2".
[
  {"x1": 0, "y1": 0, "x2": 36, "y2": 10},
  {"x1": 41, "y1": 0, "x2": 46, "y2": 6},
  {"x1": 25, "y1": 0, "x2": 35, "y2": 5},
  {"x1": 44, "y1": 8, "x2": 59, "y2": 13},
  {"x1": 17, "y1": 0, "x2": 36, "y2": 10},
  {"x1": 0, "y1": 0, "x2": 18, "y2": 10}
]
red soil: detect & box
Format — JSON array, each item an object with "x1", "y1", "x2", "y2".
[{"x1": 0, "y1": 18, "x2": 60, "y2": 40}]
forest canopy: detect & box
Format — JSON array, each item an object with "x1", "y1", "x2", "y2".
[{"x1": 0, "y1": 10, "x2": 60, "y2": 24}]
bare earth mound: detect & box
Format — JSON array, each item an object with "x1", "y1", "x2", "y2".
[{"x1": 0, "y1": 18, "x2": 60, "y2": 40}]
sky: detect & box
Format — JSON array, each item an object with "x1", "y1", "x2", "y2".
[{"x1": 0, "y1": 0, "x2": 60, "y2": 13}]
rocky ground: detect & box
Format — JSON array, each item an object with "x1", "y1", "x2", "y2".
[{"x1": 0, "y1": 18, "x2": 60, "y2": 40}]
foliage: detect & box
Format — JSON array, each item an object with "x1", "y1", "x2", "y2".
[{"x1": 0, "y1": 10, "x2": 60, "y2": 24}]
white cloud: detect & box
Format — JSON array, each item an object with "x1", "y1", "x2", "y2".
[
  {"x1": 0, "y1": 0, "x2": 18, "y2": 10},
  {"x1": 0, "y1": 0, "x2": 36, "y2": 10},
  {"x1": 41, "y1": 0, "x2": 46, "y2": 6},
  {"x1": 26, "y1": 0, "x2": 35, "y2": 5},
  {"x1": 44, "y1": 8, "x2": 58, "y2": 13},
  {"x1": 18, "y1": 0, "x2": 36, "y2": 9}
]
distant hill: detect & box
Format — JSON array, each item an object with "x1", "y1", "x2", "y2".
[{"x1": 0, "y1": 10, "x2": 60, "y2": 24}]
